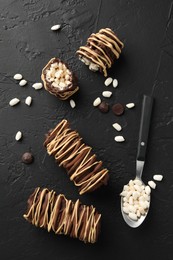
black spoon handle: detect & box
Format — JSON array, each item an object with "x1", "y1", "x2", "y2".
[{"x1": 136, "y1": 95, "x2": 154, "y2": 161}]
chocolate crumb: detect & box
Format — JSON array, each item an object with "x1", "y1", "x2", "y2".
[
  {"x1": 112, "y1": 103, "x2": 124, "y2": 116},
  {"x1": 98, "y1": 101, "x2": 109, "y2": 113},
  {"x1": 22, "y1": 152, "x2": 34, "y2": 164}
]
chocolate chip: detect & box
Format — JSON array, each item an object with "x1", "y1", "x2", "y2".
[
  {"x1": 98, "y1": 101, "x2": 109, "y2": 113},
  {"x1": 22, "y1": 152, "x2": 34, "y2": 164},
  {"x1": 112, "y1": 103, "x2": 124, "y2": 116}
]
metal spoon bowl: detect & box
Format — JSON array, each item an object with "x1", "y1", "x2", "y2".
[
  {"x1": 120, "y1": 95, "x2": 153, "y2": 228},
  {"x1": 121, "y1": 177, "x2": 151, "y2": 228}
]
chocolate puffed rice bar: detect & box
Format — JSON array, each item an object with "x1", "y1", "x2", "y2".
[
  {"x1": 76, "y1": 28, "x2": 124, "y2": 77},
  {"x1": 41, "y1": 57, "x2": 79, "y2": 100},
  {"x1": 23, "y1": 187, "x2": 101, "y2": 243},
  {"x1": 44, "y1": 119, "x2": 109, "y2": 195}
]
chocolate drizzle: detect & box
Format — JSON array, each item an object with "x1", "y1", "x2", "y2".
[
  {"x1": 23, "y1": 187, "x2": 101, "y2": 243},
  {"x1": 44, "y1": 119, "x2": 109, "y2": 195},
  {"x1": 76, "y1": 28, "x2": 124, "y2": 77}
]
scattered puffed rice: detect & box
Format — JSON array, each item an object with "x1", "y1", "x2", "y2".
[
  {"x1": 126, "y1": 103, "x2": 135, "y2": 109},
  {"x1": 114, "y1": 136, "x2": 125, "y2": 142},
  {"x1": 9, "y1": 98, "x2": 20, "y2": 106},
  {"x1": 15, "y1": 131, "x2": 22, "y2": 141},
  {"x1": 13, "y1": 74, "x2": 22, "y2": 80},
  {"x1": 70, "y1": 99, "x2": 76, "y2": 108},
  {"x1": 93, "y1": 97, "x2": 101, "y2": 107},
  {"x1": 25, "y1": 96, "x2": 32, "y2": 106},
  {"x1": 104, "y1": 77, "x2": 113, "y2": 86},
  {"x1": 112, "y1": 123, "x2": 122, "y2": 131},
  {"x1": 148, "y1": 180, "x2": 156, "y2": 189},
  {"x1": 113, "y1": 79, "x2": 118, "y2": 88},
  {"x1": 19, "y1": 79, "x2": 27, "y2": 86},
  {"x1": 153, "y1": 175, "x2": 163, "y2": 181},
  {"x1": 51, "y1": 24, "x2": 61, "y2": 31},
  {"x1": 102, "y1": 91, "x2": 112, "y2": 98},
  {"x1": 32, "y1": 83, "x2": 43, "y2": 90}
]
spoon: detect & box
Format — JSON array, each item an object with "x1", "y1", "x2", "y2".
[{"x1": 121, "y1": 95, "x2": 154, "y2": 228}]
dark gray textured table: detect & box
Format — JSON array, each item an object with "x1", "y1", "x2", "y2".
[{"x1": 0, "y1": 0, "x2": 173, "y2": 259}]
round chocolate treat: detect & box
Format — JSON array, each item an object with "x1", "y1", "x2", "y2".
[
  {"x1": 41, "y1": 57, "x2": 79, "y2": 100},
  {"x1": 112, "y1": 103, "x2": 124, "y2": 116},
  {"x1": 22, "y1": 152, "x2": 34, "y2": 164},
  {"x1": 98, "y1": 101, "x2": 109, "y2": 113}
]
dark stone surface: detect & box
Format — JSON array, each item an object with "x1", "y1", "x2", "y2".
[{"x1": 0, "y1": 0, "x2": 173, "y2": 259}]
